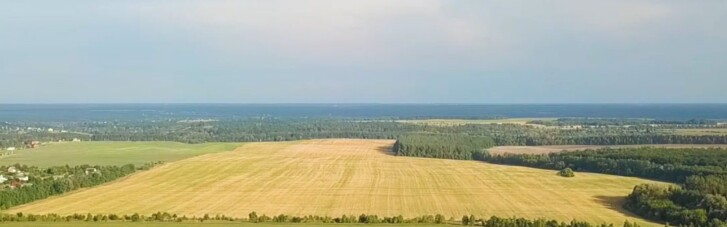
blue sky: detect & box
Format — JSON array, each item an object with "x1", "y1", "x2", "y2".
[{"x1": 1, "y1": 0, "x2": 725, "y2": 103}]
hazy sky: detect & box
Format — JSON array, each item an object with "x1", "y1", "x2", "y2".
[{"x1": 1, "y1": 0, "x2": 725, "y2": 103}]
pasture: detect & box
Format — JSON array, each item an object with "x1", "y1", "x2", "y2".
[
  {"x1": 0, "y1": 142, "x2": 241, "y2": 167},
  {"x1": 487, "y1": 144, "x2": 727, "y2": 155},
  {"x1": 10, "y1": 139, "x2": 665, "y2": 226}
]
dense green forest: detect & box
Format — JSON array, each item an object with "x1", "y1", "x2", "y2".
[
  {"x1": 393, "y1": 135, "x2": 492, "y2": 160},
  {"x1": 0, "y1": 163, "x2": 156, "y2": 209}
]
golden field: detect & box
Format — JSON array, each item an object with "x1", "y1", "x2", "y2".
[{"x1": 10, "y1": 139, "x2": 667, "y2": 225}]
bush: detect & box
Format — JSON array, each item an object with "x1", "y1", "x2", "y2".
[{"x1": 558, "y1": 168, "x2": 575, "y2": 177}]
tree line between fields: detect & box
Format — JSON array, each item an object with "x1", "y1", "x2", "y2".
[
  {"x1": 0, "y1": 163, "x2": 157, "y2": 209},
  {"x1": 394, "y1": 135, "x2": 727, "y2": 226},
  {"x1": 0, "y1": 211, "x2": 643, "y2": 227}
]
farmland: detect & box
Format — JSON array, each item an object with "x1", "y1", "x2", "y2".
[
  {"x1": 487, "y1": 144, "x2": 727, "y2": 155},
  {"x1": 670, "y1": 128, "x2": 727, "y2": 136},
  {"x1": 396, "y1": 118, "x2": 555, "y2": 126},
  {"x1": 10, "y1": 139, "x2": 666, "y2": 226},
  {"x1": 0, "y1": 142, "x2": 241, "y2": 167}
]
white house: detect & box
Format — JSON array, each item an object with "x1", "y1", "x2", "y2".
[
  {"x1": 16, "y1": 172, "x2": 29, "y2": 182},
  {"x1": 72, "y1": 138, "x2": 82, "y2": 142},
  {"x1": 6, "y1": 147, "x2": 15, "y2": 151},
  {"x1": 7, "y1": 166, "x2": 17, "y2": 173},
  {"x1": 0, "y1": 175, "x2": 7, "y2": 184},
  {"x1": 47, "y1": 128, "x2": 54, "y2": 132}
]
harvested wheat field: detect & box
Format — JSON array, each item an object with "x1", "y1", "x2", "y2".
[
  {"x1": 488, "y1": 144, "x2": 727, "y2": 155},
  {"x1": 11, "y1": 139, "x2": 666, "y2": 225}
]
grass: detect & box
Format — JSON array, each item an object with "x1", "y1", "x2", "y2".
[
  {"x1": 9, "y1": 139, "x2": 666, "y2": 226},
  {"x1": 0, "y1": 142, "x2": 242, "y2": 167},
  {"x1": 397, "y1": 118, "x2": 556, "y2": 126}
]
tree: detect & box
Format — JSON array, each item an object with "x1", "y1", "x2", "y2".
[
  {"x1": 249, "y1": 211, "x2": 258, "y2": 223},
  {"x1": 558, "y1": 168, "x2": 575, "y2": 177},
  {"x1": 462, "y1": 215, "x2": 470, "y2": 225}
]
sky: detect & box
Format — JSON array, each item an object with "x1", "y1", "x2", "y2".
[{"x1": 1, "y1": 0, "x2": 726, "y2": 104}]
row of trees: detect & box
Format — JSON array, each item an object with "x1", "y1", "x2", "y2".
[
  {"x1": 393, "y1": 135, "x2": 493, "y2": 160},
  {"x1": 0, "y1": 211, "x2": 644, "y2": 227},
  {"x1": 0, "y1": 163, "x2": 153, "y2": 209}
]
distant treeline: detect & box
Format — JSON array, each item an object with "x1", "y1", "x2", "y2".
[
  {"x1": 0, "y1": 163, "x2": 156, "y2": 209},
  {"x1": 0, "y1": 211, "x2": 644, "y2": 227},
  {"x1": 3, "y1": 118, "x2": 727, "y2": 147},
  {"x1": 393, "y1": 133, "x2": 727, "y2": 163},
  {"x1": 0, "y1": 132, "x2": 92, "y2": 149}
]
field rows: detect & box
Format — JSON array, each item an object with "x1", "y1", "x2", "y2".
[{"x1": 11, "y1": 139, "x2": 665, "y2": 226}]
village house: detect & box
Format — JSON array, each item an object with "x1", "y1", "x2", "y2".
[
  {"x1": 5, "y1": 147, "x2": 15, "y2": 151},
  {"x1": 16, "y1": 173, "x2": 29, "y2": 182},
  {"x1": 0, "y1": 175, "x2": 7, "y2": 184},
  {"x1": 85, "y1": 168, "x2": 99, "y2": 175},
  {"x1": 25, "y1": 140, "x2": 41, "y2": 148},
  {"x1": 7, "y1": 166, "x2": 17, "y2": 173},
  {"x1": 72, "y1": 138, "x2": 82, "y2": 142}
]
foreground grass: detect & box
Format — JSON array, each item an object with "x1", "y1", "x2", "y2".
[
  {"x1": 0, "y1": 141, "x2": 242, "y2": 167},
  {"x1": 10, "y1": 139, "x2": 666, "y2": 226}
]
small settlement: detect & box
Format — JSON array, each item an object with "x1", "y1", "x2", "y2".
[{"x1": 0, "y1": 166, "x2": 32, "y2": 189}]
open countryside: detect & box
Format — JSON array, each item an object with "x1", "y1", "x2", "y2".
[{"x1": 11, "y1": 139, "x2": 667, "y2": 226}]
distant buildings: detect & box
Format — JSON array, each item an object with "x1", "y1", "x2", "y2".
[
  {"x1": 7, "y1": 166, "x2": 17, "y2": 173},
  {"x1": 25, "y1": 140, "x2": 41, "y2": 148},
  {"x1": 5, "y1": 147, "x2": 15, "y2": 151},
  {"x1": 72, "y1": 138, "x2": 82, "y2": 142},
  {"x1": 17, "y1": 174, "x2": 29, "y2": 182},
  {"x1": 0, "y1": 175, "x2": 7, "y2": 184}
]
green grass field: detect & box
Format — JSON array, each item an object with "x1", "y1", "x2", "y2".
[
  {"x1": 0, "y1": 142, "x2": 241, "y2": 167},
  {"x1": 397, "y1": 118, "x2": 556, "y2": 126},
  {"x1": 10, "y1": 139, "x2": 667, "y2": 226}
]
